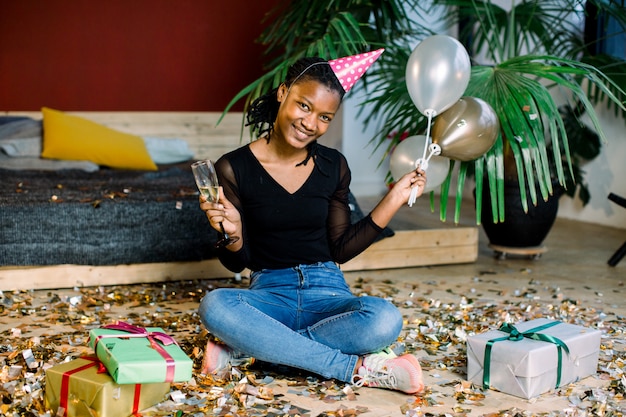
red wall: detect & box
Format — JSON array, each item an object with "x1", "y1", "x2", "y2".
[{"x1": 0, "y1": 1, "x2": 279, "y2": 111}]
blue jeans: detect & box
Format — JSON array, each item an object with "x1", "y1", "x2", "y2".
[{"x1": 198, "y1": 261, "x2": 403, "y2": 382}]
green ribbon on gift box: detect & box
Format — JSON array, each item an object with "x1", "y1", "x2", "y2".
[{"x1": 482, "y1": 321, "x2": 570, "y2": 390}]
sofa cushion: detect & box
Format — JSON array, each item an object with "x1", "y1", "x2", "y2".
[{"x1": 41, "y1": 107, "x2": 157, "y2": 171}]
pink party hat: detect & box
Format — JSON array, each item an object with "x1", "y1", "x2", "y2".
[{"x1": 328, "y1": 48, "x2": 384, "y2": 93}]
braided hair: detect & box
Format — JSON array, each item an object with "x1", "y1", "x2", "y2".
[{"x1": 246, "y1": 57, "x2": 345, "y2": 168}]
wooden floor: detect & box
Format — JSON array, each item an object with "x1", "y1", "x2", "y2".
[{"x1": 0, "y1": 195, "x2": 624, "y2": 416}]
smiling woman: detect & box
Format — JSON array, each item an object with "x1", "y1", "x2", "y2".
[
  {"x1": 194, "y1": 51, "x2": 429, "y2": 395},
  {"x1": 253, "y1": 72, "x2": 343, "y2": 192},
  {"x1": 273, "y1": 80, "x2": 341, "y2": 150}
]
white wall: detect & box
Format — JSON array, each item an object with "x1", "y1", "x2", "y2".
[
  {"x1": 557, "y1": 105, "x2": 626, "y2": 229},
  {"x1": 338, "y1": 92, "x2": 390, "y2": 197},
  {"x1": 334, "y1": 1, "x2": 446, "y2": 198},
  {"x1": 318, "y1": 90, "x2": 389, "y2": 197}
]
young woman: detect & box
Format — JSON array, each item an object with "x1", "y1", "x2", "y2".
[{"x1": 197, "y1": 51, "x2": 427, "y2": 394}]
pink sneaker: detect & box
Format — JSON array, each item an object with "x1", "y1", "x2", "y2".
[
  {"x1": 201, "y1": 339, "x2": 253, "y2": 378},
  {"x1": 351, "y1": 352, "x2": 424, "y2": 394}
]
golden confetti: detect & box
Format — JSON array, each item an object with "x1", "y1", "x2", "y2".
[{"x1": 0, "y1": 275, "x2": 624, "y2": 416}]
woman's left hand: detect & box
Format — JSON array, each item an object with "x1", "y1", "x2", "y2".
[
  {"x1": 368, "y1": 167, "x2": 428, "y2": 229},
  {"x1": 396, "y1": 167, "x2": 427, "y2": 203}
]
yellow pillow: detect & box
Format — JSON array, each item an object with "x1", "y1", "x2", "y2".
[{"x1": 41, "y1": 107, "x2": 157, "y2": 171}]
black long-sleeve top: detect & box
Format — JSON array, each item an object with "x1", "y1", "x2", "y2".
[{"x1": 214, "y1": 143, "x2": 384, "y2": 273}]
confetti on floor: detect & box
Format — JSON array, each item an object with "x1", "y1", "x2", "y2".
[{"x1": 1, "y1": 267, "x2": 625, "y2": 416}]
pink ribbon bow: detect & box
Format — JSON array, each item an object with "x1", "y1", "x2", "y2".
[
  {"x1": 91, "y1": 321, "x2": 178, "y2": 382},
  {"x1": 102, "y1": 321, "x2": 178, "y2": 346}
]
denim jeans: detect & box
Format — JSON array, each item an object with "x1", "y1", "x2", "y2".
[{"x1": 198, "y1": 261, "x2": 403, "y2": 382}]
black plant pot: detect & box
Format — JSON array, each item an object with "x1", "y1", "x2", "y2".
[{"x1": 480, "y1": 180, "x2": 563, "y2": 249}]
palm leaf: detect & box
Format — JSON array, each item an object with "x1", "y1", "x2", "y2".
[
  {"x1": 455, "y1": 54, "x2": 626, "y2": 222},
  {"x1": 220, "y1": 0, "x2": 422, "y2": 134}
]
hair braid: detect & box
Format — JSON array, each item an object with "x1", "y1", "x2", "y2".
[{"x1": 245, "y1": 87, "x2": 279, "y2": 140}]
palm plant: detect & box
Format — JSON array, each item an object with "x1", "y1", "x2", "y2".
[
  {"x1": 365, "y1": 0, "x2": 626, "y2": 225},
  {"x1": 221, "y1": 0, "x2": 427, "y2": 130},
  {"x1": 446, "y1": 0, "x2": 626, "y2": 225}
]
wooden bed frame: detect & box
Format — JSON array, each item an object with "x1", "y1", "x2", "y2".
[{"x1": 0, "y1": 111, "x2": 478, "y2": 290}]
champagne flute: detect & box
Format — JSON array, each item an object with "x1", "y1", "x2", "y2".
[{"x1": 191, "y1": 160, "x2": 239, "y2": 248}]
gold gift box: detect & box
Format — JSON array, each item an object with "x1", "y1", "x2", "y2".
[{"x1": 45, "y1": 356, "x2": 170, "y2": 417}]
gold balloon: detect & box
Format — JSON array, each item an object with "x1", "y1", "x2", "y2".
[{"x1": 431, "y1": 96, "x2": 499, "y2": 161}]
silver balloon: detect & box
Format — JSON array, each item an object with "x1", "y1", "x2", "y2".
[
  {"x1": 389, "y1": 135, "x2": 451, "y2": 193},
  {"x1": 431, "y1": 96, "x2": 500, "y2": 161},
  {"x1": 406, "y1": 35, "x2": 471, "y2": 116}
]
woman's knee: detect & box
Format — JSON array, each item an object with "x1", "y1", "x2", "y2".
[
  {"x1": 365, "y1": 297, "x2": 403, "y2": 339},
  {"x1": 198, "y1": 288, "x2": 235, "y2": 329}
]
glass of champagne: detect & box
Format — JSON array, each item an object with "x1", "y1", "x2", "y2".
[{"x1": 191, "y1": 160, "x2": 239, "y2": 248}]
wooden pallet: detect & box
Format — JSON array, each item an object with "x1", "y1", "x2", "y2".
[
  {"x1": 0, "y1": 228, "x2": 478, "y2": 291},
  {"x1": 342, "y1": 229, "x2": 478, "y2": 271}
]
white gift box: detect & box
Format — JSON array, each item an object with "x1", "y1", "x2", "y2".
[{"x1": 466, "y1": 318, "x2": 601, "y2": 399}]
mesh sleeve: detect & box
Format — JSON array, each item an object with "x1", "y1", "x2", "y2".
[
  {"x1": 214, "y1": 157, "x2": 250, "y2": 273},
  {"x1": 327, "y1": 155, "x2": 384, "y2": 264}
]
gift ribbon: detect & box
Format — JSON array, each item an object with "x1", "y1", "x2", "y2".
[
  {"x1": 102, "y1": 321, "x2": 178, "y2": 346},
  {"x1": 91, "y1": 321, "x2": 178, "y2": 382},
  {"x1": 482, "y1": 321, "x2": 570, "y2": 390},
  {"x1": 133, "y1": 383, "x2": 142, "y2": 415},
  {"x1": 58, "y1": 356, "x2": 142, "y2": 416},
  {"x1": 59, "y1": 356, "x2": 106, "y2": 416}
]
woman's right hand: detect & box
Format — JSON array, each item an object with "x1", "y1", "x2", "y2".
[{"x1": 199, "y1": 187, "x2": 242, "y2": 246}]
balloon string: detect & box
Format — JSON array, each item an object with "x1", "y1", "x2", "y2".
[
  {"x1": 422, "y1": 110, "x2": 434, "y2": 162},
  {"x1": 409, "y1": 109, "x2": 436, "y2": 208},
  {"x1": 408, "y1": 185, "x2": 419, "y2": 207},
  {"x1": 425, "y1": 148, "x2": 435, "y2": 163},
  {"x1": 408, "y1": 147, "x2": 435, "y2": 208}
]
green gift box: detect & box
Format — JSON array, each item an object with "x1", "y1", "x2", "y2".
[
  {"x1": 88, "y1": 322, "x2": 193, "y2": 384},
  {"x1": 45, "y1": 356, "x2": 170, "y2": 417}
]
